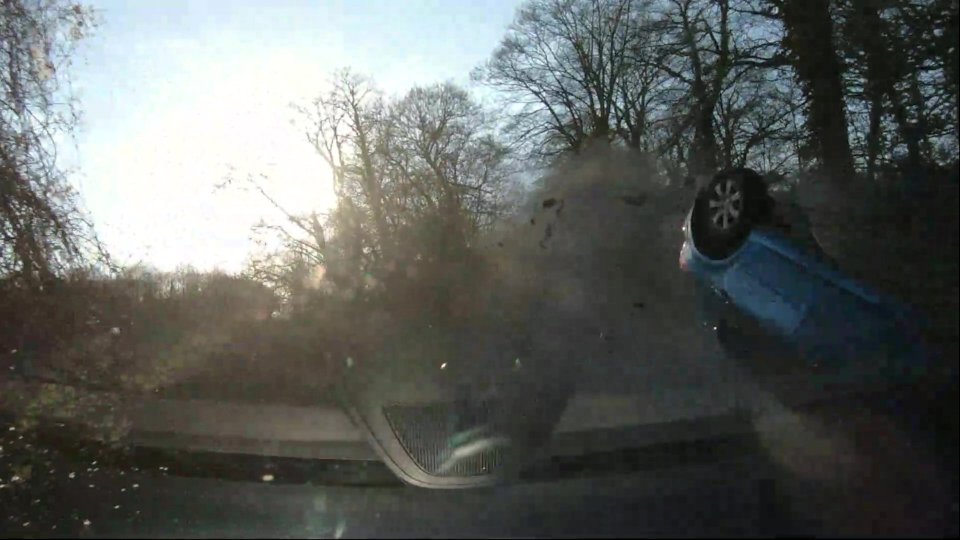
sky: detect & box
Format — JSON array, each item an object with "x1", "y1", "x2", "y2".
[{"x1": 67, "y1": 0, "x2": 521, "y2": 272}]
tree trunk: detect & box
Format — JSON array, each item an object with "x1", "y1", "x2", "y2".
[
  {"x1": 865, "y1": 96, "x2": 883, "y2": 181},
  {"x1": 780, "y1": 0, "x2": 855, "y2": 182},
  {"x1": 691, "y1": 102, "x2": 718, "y2": 176},
  {"x1": 948, "y1": 3, "x2": 959, "y2": 141},
  {"x1": 851, "y1": 0, "x2": 891, "y2": 181}
]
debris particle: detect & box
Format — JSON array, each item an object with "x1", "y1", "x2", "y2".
[
  {"x1": 542, "y1": 198, "x2": 558, "y2": 208},
  {"x1": 632, "y1": 302, "x2": 645, "y2": 309}
]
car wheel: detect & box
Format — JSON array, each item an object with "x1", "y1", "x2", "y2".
[{"x1": 690, "y1": 168, "x2": 768, "y2": 260}]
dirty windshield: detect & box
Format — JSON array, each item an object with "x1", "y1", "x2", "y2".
[{"x1": 1, "y1": 0, "x2": 958, "y2": 537}]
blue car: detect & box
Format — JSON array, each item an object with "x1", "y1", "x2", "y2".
[{"x1": 679, "y1": 168, "x2": 932, "y2": 398}]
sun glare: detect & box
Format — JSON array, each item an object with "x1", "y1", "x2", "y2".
[{"x1": 78, "y1": 49, "x2": 337, "y2": 272}]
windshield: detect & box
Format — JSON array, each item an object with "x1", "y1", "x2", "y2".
[{"x1": 1, "y1": 0, "x2": 957, "y2": 536}]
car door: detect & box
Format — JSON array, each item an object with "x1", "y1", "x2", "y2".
[{"x1": 720, "y1": 230, "x2": 818, "y2": 338}]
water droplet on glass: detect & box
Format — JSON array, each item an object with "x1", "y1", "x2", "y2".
[
  {"x1": 68, "y1": 472, "x2": 75, "y2": 479},
  {"x1": 262, "y1": 474, "x2": 275, "y2": 482},
  {"x1": 82, "y1": 519, "x2": 91, "y2": 527},
  {"x1": 440, "y1": 362, "x2": 447, "y2": 370},
  {"x1": 113, "y1": 505, "x2": 120, "y2": 510},
  {"x1": 132, "y1": 483, "x2": 139, "y2": 489}
]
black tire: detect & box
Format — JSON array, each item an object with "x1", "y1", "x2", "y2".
[{"x1": 690, "y1": 168, "x2": 769, "y2": 260}]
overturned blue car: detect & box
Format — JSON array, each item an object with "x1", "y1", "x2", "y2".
[{"x1": 679, "y1": 168, "x2": 932, "y2": 398}]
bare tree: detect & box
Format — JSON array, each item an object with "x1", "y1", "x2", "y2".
[
  {"x1": 773, "y1": 0, "x2": 856, "y2": 181},
  {"x1": 385, "y1": 83, "x2": 511, "y2": 237},
  {"x1": 0, "y1": 0, "x2": 105, "y2": 285},
  {"x1": 653, "y1": 0, "x2": 790, "y2": 178},
  {"x1": 300, "y1": 69, "x2": 391, "y2": 250},
  {"x1": 614, "y1": 8, "x2": 665, "y2": 151},
  {"x1": 475, "y1": 0, "x2": 658, "y2": 156},
  {"x1": 656, "y1": 0, "x2": 728, "y2": 177},
  {"x1": 243, "y1": 75, "x2": 513, "y2": 303},
  {"x1": 715, "y1": 66, "x2": 804, "y2": 171},
  {"x1": 475, "y1": 0, "x2": 796, "y2": 180},
  {"x1": 833, "y1": 0, "x2": 958, "y2": 181}
]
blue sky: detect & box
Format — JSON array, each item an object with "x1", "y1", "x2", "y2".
[{"x1": 67, "y1": 0, "x2": 521, "y2": 272}]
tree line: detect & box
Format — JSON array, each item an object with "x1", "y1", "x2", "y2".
[
  {"x1": 475, "y1": 0, "x2": 957, "y2": 182},
  {"x1": 3, "y1": 0, "x2": 957, "y2": 288},
  {"x1": 0, "y1": 0, "x2": 956, "y2": 398},
  {"x1": 247, "y1": 0, "x2": 957, "y2": 306}
]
